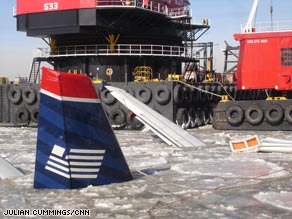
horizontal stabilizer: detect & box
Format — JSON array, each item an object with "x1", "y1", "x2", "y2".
[
  {"x1": 106, "y1": 86, "x2": 205, "y2": 147},
  {"x1": 34, "y1": 68, "x2": 132, "y2": 189},
  {"x1": 0, "y1": 157, "x2": 24, "y2": 179}
]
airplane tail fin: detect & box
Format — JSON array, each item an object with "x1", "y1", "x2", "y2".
[{"x1": 34, "y1": 68, "x2": 132, "y2": 189}]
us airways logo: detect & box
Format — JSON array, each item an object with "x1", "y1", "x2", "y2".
[{"x1": 45, "y1": 145, "x2": 105, "y2": 179}]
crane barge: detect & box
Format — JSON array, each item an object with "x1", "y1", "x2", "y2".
[
  {"x1": 4, "y1": 0, "x2": 292, "y2": 131},
  {"x1": 213, "y1": 0, "x2": 292, "y2": 130},
  {"x1": 7, "y1": 0, "x2": 220, "y2": 129}
]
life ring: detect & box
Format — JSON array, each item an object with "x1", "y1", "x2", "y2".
[
  {"x1": 126, "y1": 111, "x2": 143, "y2": 130},
  {"x1": 109, "y1": 109, "x2": 126, "y2": 127},
  {"x1": 226, "y1": 105, "x2": 244, "y2": 126},
  {"x1": 136, "y1": 87, "x2": 152, "y2": 104},
  {"x1": 173, "y1": 85, "x2": 184, "y2": 104},
  {"x1": 176, "y1": 108, "x2": 190, "y2": 129},
  {"x1": 154, "y1": 85, "x2": 171, "y2": 105},
  {"x1": 101, "y1": 89, "x2": 116, "y2": 105},
  {"x1": 106, "y1": 68, "x2": 113, "y2": 76},
  {"x1": 30, "y1": 107, "x2": 39, "y2": 123},
  {"x1": 8, "y1": 86, "x2": 22, "y2": 104},
  {"x1": 264, "y1": 104, "x2": 283, "y2": 125},
  {"x1": 285, "y1": 105, "x2": 292, "y2": 124},
  {"x1": 22, "y1": 87, "x2": 36, "y2": 105},
  {"x1": 15, "y1": 108, "x2": 29, "y2": 125},
  {"x1": 245, "y1": 105, "x2": 264, "y2": 125}
]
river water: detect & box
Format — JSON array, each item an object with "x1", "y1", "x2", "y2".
[{"x1": 0, "y1": 126, "x2": 292, "y2": 218}]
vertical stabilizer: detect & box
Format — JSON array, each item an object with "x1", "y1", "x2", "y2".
[{"x1": 34, "y1": 68, "x2": 132, "y2": 189}]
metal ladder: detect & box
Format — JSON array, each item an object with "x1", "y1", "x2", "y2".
[{"x1": 29, "y1": 58, "x2": 41, "y2": 84}]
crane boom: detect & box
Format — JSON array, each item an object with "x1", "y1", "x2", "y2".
[{"x1": 242, "y1": 0, "x2": 259, "y2": 33}]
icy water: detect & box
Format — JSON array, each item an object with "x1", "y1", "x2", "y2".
[{"x1": 1, "y1": 126, "x2": 292, "y2": 219}]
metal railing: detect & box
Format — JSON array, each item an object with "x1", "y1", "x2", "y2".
[
  {"x1": 241, "y1": 20, "x2": 292, "y2": 33},
  {"x1": 34, "y1": 44, "x2": 191, "y2": 59},
  {"x1": 255, "y1": 20, "x2": 292, "y2": 32}
]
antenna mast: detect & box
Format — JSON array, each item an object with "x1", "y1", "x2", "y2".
[{"x1": 270, "y1": 0, "x2": 273, "y2": 31}]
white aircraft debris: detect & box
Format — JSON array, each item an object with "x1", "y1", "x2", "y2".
[
  {"x1": 0, "y1": 156, "x2": 24, "y2": 179},
  {"x1": 106, "y1": 86, "x2": 206, "y2": 147},
  {"x1": 229, "y1": 136, "x2": 292, "y2": 153}
]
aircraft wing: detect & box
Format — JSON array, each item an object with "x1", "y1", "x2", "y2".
[{"x1": 106, "y1": 86, "x2": 206, "y2": 147}]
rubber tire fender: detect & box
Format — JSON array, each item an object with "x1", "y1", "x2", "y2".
[
  {"x1": 264, "y1": 104, "x2": 283, "y2": 124},
  {"x1": 285, "y1": 105, "x2": 292, "y2": 124},
  {"x1": 176, "y1": 108, "x2": 190, "y2": 129},
  {"x1": 136, "y1": 87, "x2": 152, "y2": 104},
  {"x1": 245, "y1": 105, "x2": 264, "y2": 125},
  {"x1": 191, "y1": 87, "x2": 200, "y2": 102},
  {"x1": 126, "y1": 111, "x2": 143, "y2": 130},
  {"x1": 101, "y1": 89, "x2": 116, "y2": 105},
  {"x1": 198, "y1": 85, "x2": 206, "y2": 102},
  {"x1": 30, "y1": 107, "x2": 39, "y2": 123},
  {"x1": 226, "y1": 105, "x2": 244, "y2": 126},
  {"x1": 198, "y1": 109, "x2": 207, "y2": 126},
  {"x1": 173, "y1": 85, "x2": 184, "y2": 104},
  {"x1": 209, "y1": 85, "x2": 217, "y2": 101},
  {"x1": 124, "y1": 87, "x2": 135, "y2": 96},
  {"x1": 8, "y1": 86, "x2": 22, "y2": 104},
  {"x1": 204, "y1": 85, "x2": 212, "y2": 101},
  {"x1": 154, "y1": 85, "x2": 171, "y2": 105},
  {"x1": 188, "y1": 107, "x2": 198, "y2": 128},
  {"x1": 109, "y1": 108, "x2": 126, "y2": 126},
  {"x1": 22, "y1": 87, "x2": 36, "y2": 105},
  {"x1": 15, "y1": 108, "x2": 29, "y2": 125}
]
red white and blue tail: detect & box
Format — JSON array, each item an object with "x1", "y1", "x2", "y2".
[{"x1": 34, "y1": 68, "x2": 132, "y2": 189}]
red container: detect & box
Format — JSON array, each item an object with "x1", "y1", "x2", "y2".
[{"x1": 234, "y1": 31, "x2": 292, "y2": 91}]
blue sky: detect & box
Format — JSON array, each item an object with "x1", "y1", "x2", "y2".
[{"x1": 1, "y1": 0, "x2": 292, "y2": 79}]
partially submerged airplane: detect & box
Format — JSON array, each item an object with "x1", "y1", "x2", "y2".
[
  {"x1": 34, "y1": 68, "x2": 132, "y2": 189},
  {"x1": 106, "y1": 86, "x2": 206, "y2": 147}
]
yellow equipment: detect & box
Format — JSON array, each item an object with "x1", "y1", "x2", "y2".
[
  {"x1": 133, "y1": 66, "x2": 159, "y2": 82},
  {"x1": 168, "y1": 74, "x2": 183, "y2": 81},
  {"x1": 105, "y1": 34, "x2": 120, "y2": 53},
  {"x1": 0, "y1": 77, "x2": 10, "y2": 84}
]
